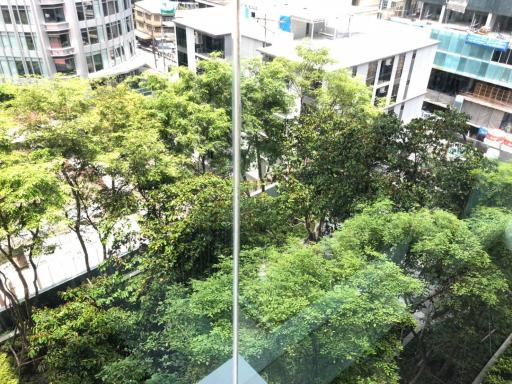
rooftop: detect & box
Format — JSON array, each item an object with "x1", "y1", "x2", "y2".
[
  {"x1": 259, "y1": 20, "x2": 438, "y2": 68},
  {"x1": 134, "y1": 0, "x2": 178, "y2": 15},
  {"x1": 389, "y1": 16, "x2": 512, "y2": 42},
  {"x1": 174, "y1": 7, "x2": 232, "y2": 36}
]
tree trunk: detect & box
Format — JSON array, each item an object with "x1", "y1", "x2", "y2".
[
  {"x1": 5, "y1": 236, "x2": 31, "y2": 320},
  {"x1": 472, "y1": 333, "x2": 512, "y2": 384},
  {"x1": 27, "y1": 229, "x2": 40, "y2": 304},
  {"x1": 256, "y1": 145, "x2": 265, "y2": 192},
  {"x1": 201, "y1": 155, "x2": 206, "y2": 174},
  {"x1": 63, "y1": 169, "x2": 91, "y2": 273}
]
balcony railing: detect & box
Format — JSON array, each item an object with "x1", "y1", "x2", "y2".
[
  {"x1": 49, "y1": 46, "x2": 75, "y2": 56},
  {"x1": 44, "y1": 22, "x2": 69, "y2": 32},
  {"x1": 467, "y1": 82, "x2": 512, "y2": 108}
]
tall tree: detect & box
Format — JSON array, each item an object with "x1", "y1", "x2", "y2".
[
  {"x1": 0, "y1": 148, "x2": 64, "y2": 368},
  {"x1": 278, "y1": 63, "x2": 380, "y2": 240}
]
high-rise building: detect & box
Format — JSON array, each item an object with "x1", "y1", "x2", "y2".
[{"x1": 0, "y1": 0, "x2": 138, "y2": 79}]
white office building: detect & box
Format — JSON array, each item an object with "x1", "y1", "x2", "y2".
[
  {"x1": 0, "y1": 0, "x2": 140, "y2": 79},
  {"x1": 173, "y1": 0, "x2": 437, "y2": 122}
]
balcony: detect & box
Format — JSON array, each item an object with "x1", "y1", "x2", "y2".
[
  {"x1": 49, "y1": 46, "x2": 75, "y2": 56},
  {"x1": 425, "y1": 89, "x2": 456, "y2": 108},
  {"x1": 44, "y1": 22, "x2": 69, "y2": 32},
  {"x1": 39, "y1": 0, "x2": 64, "y2": 5}
]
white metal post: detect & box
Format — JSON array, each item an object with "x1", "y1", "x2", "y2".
[{"x1": 231, "y1": 0, "x2": 241, "y2": 382}]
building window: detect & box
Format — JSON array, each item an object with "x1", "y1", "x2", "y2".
[
  {"x1": 14, "y1": 59, "x2": 25, "y2": 76},
  {"x1": 42, "y1": 7, "x2": 65, "y2": 23},
  {"x1": 109, "y1": 45, "x2": 125, "y2": 64},
  {"x1": 176, "y1": 26, "x2": 187, "y2": 48},
  {"x1": 49, "y1": 33, "x2": 70, "y2": 48},
  {"x1": 0, "y1": 32, "x2": 17, "y2": 50},
  {"x1": 403, "y1": 51, "x2": 416, "y2": 99},
  {"x1": 106, "y1": 21, "x2": 122, "y2": 40},
  {"x1": 102, "y1": 0, "x2": 119, "y2": 16},
  {"x1": 53, "y1": 56, "x2": 75, "y2": 74},
  {"x1": 123, "y1": 0, "x2": 130, "y2": 10},
  {"x1": 28, "y1": 60, "x2": 41, "y2": 75},
  {"x1": 153, "y1": 14, "x2": 161, "y2": 22},
  {"x1": 13, "y1": 59, "x2": 41, "y2": 76},
  {"x1": 390, "y1": 54, "x2": 405, "y2": 103},
  {"x1": 378, "y1": 57, "x2": 394, "y2": 84},
  {"x1": 136, "y1": 10, "x2": 144, "y2": 17},
  {"x1": 491, "y1": 48, "x2": 512, "y2": 66},
  {"x1": 195, "y1": 33, "x2": 224, "y2": 56},
  {"x1": 24, "y1": 33, "x2": 35, "y2": 50},
  {"x1": 86, "y1": 52, "x2": 104, "y2": 73},
  {"x1": 374, "y1": 85, "x2": 389, "y2": 106},
  {"x1": 366, "y1": 61, "x2": 378, "y2": 86},
  {"x1": 126, "y1": 15, "x2": 133, "y2": 32},
  {"x1": 178, "y1": 50, "x2": 188, "y2": 66},
  {"x1": 1, "y1": 6, "x2": 11, "y2": 24},
  {"x1": 81, "y1": 27, "x2": 98, "y2": 45},
  {"x1": 76, "y1": 1, "x2": 95, "y2": 21},
  {"x1": 13, "y1": 6, "x2": 29, "y2": 24}
]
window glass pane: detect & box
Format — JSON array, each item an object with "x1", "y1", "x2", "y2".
[
  {"x1": 89, "y1": 27, "x2": 99, "y2": 44},
  {"x1": 93, "y1": 53, "x2": 103, "y2": 71},
  {"x1": 43, "y1": 7, "x2": 65, "y2": 23},
  {"x1": 366, "y1": 60, "x2": 378, "y2": 86},
  {"x1": 30, "y1": 60, "x2": 41, "y2": 75},
  {"x1": 86, "y1": 55, "x2": 94, "y2": 73},
  {"x1": 14, "y1": 59, "x2": 25, "y2": 75},
  {"x1": 53, "y1": 56, "x2": 75, "y2": 74},
  {"x1": 76, "y1": 2, "x2": 84, "y2": 20},
  {"x1": 13, "y1": 6, "x2": 29, "y2": 24},
  {"x1": 378, "y1": 57, "x2": 394, "y2": 84},
  {"x1": 24, "y1": 33, "x2": 35, "y2": 50},
  {"x1": 84, "y1": 1, "x2": 94, "y2": 19},
  {"x1": 1, "y1": 6, "x2": 11, "y2": 24},
  {"x1": 81, "y1": 29, "x2": 89, "y2": 45}
]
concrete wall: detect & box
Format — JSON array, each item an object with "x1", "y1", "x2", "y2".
[
  {"x1": 461, "y1": 99, "x2": 505, "y2": 129},
  {"x1": 240, "y1": 36, "x2": 263, "y2": 58},
  {"x1": 407, "y1": 44, "x2": 437, "y2": 101},
  {"x1": 401, "y1": 94, "x2": 425, "y2": 123},
  {"x1": 291, "y1": 19, "x2": 307, "y2": 39},
  {"x1": 185, "y1": 26, "x2": 196, "y2": 71}
]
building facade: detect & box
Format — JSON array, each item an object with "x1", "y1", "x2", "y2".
[
  {"x1": 134, "y1": 0, "x2": 197, "y2": 45},
  {"x1": 174, "y1": 6, "x2": 268, "y2": 72},
  {"x1": 173, "y1": 2, "x2": 437, "y2": 122},
  {"x1": 397, "y1": 1, "x2": 512, "y2": 132},
  {"x1": 0, "y1": 0, "x2": 137, "y2": 79}
]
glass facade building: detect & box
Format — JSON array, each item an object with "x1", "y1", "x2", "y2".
[
  {"x1": 0, "y1": 0, "x2": 137, "y2": 79},
  {"x1": 431, "y1": 28, "x2": 512, "y2": 88}
]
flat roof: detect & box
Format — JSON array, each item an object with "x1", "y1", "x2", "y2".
[
  {"x1": 174, "y1": 7, "x2": 269, "y2": 41},
  {"x1": 259, "y1": 21, "x2": 438, "y2": 68},
  {"x1": 135, "y1": 0, "x2": 178, "y2": 15},
  {"x1": 135, "y1": 0, "x2": 163, "y2": 14},
  {"x1": 174, "y1": 7, "x2": 232, "y2": 36}
]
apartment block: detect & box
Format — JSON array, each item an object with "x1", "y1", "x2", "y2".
[
  {"x1": 0, "y1": 0, "x2": 138, "y2": 79},
  {"x1": 174, "y1": 0, "x2": 437, "y2": 122}
]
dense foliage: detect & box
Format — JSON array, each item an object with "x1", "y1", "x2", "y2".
[{"x1": 0, "y1": 49, "x2": 509, "y2": 384}]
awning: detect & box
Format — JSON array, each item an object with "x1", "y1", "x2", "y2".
[{"x1": 135, "y1": 30, "x2": 152, "y2": 40}]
